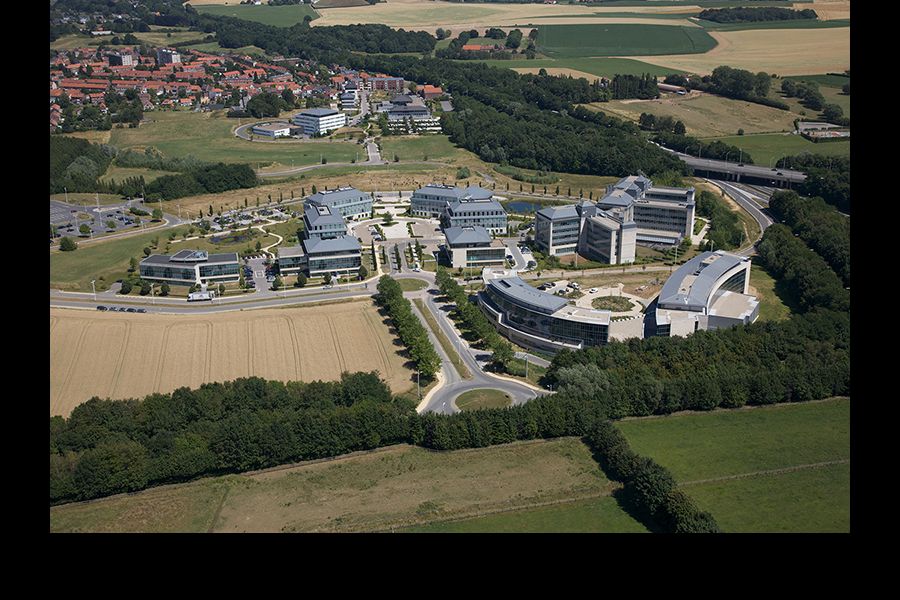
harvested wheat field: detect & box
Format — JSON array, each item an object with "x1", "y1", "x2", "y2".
[
  {"x1": 512, "y1": 67, "x2": 602, "y2": 81},
  {"x1": 793, "y1": 1, "x2": 850, "y2": 21},
  {"x1": 49, "y1": 300, "x2": 414, "y2": 417},
  {"x1": 634, "y1": 28, "x2": 849, "y2": 76}
]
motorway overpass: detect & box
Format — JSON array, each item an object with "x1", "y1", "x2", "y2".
[{"x1": 665, "y1": 149, "x2": 807, "y2": 188}]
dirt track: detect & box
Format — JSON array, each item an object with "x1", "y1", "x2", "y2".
[{"x1": 50, "y1": 301, "x2": 414, "y2": 417}]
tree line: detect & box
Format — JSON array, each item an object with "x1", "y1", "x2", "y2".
[
  {"x1": 665, "y1": 66, "x2": 788, "y2": 111},
  {"x1": 435, "y1": 268, "x2": 515, "y2": 371},
  {"x1": 698, "y1": 7, "x2": 818, "y2": 23},
  {"x1": 144, "y1": 163, "x2": 258, "y2": 201},
  {"x1": 610, "y1": 74, "x2": 659, "y2": 100},
  {"x1": 696, "y1": 190, "x2": 743, "y2": 251},
  {"x1": 780, "y1": 153, "x2": 850, "y2": 213},
  {"x1": 638, "y1": 113, "x2": 686, "y2": 136},
  {"x1": 374, "y1": 276, "x2": 442, "y2": 379},
  {"x1": 768, "y1": 190, "x2": 850, "y2": 286},
  {"x1": 652, "y1": 131, "x2": 753, "y2": 164},
  {"x1": 781, "y1": 79, "x2": 849, "y2": 125}
]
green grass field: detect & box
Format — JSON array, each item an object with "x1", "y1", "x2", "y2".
[
  {"x1": 379, "y1": 135, "x2": 461, "y2": 162},
  {"x1": 777, "y1": 75, "x2": 851, "y2": 117},
  {"x1": 194, "y1": 4, "x2": 318, "y2": 26},
  {"x1": 708, "y1": 133, "x2": 850, "y2": 166},
  {"x1": 536, "y1": 24, "x2": 717, "y2": 58},
  {"x1": 108, "y1": 111, "x2": 359, "y2": 168},
  {"x1": 476, "y1": 57, "x2": 685, "y2": 78},
  {"x1": 404, "y1": 494, "x2": 648, "y2": 533},
  {"x1": 181, "y1": 41, "x2": 267, "y2": 56},
  {"x1": 617, "y1": 398, "x2": 850, "y2": 532},
  {"x1": 99, "y1": 166, "x2": 178, "y2": 186},
  {"x1": 50, "y1": 192, "x2": 126, "y2": 207},
  {"x1": 398, "y1": 278, "x2": 428, "y2": 292},
  {"x1": 455, "y1": 389, "x2": 512, "y2": 411},
  {"x1": 750, "y1": 262, "x2": 795, "y2": 322}
]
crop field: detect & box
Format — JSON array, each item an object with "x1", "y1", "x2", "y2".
[
  {"x1": 108, "y1": 111, "x2": 359, "y2": 168},
  {"x1": 617, "y1": 397, "x2": 850, "y2": 532},
  {"x1": 49, "y1": 300, "x2": 415, "y2": 417},
  {"x1": 536, "y1": 24, "x2": 717, "y2": 57},
  {"x1": 633, "y1": 27, "x2": 849, "y2": 76},
  {"x1": 710, "y1": 132, "x2": 849, "y2": 166},
  {"x1": 194, "y1": 4, "x2": 318, "y2": 27},
  {"x1": 583, "y1": 92, "x2": 802, "y2": 138},
  {"x1": 696, "y1": 18, "x2": 850, "y2": 31},
  {"x1": 50, "y1": 438, "x2": 626, "y2": 533}
]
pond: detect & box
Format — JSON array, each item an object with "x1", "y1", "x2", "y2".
[{"x1": 505, "y1": 201, "x2": 548, "y2": 214}]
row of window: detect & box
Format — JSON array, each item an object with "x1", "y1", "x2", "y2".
[{"x1": 484, "y1": 289, "x2": 608, "y2": 347}]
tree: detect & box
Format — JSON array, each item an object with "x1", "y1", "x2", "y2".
[
  {"x1": 822, "y1": 104, "x2": 844, "y2": 123},
  {"x1": 324, "y1": 273, "x2": 333, "y2": 286},
  {"x1": 119, "y1": 281, "x2": 133, "y2": 294},
  {"x1": 143, "y1": 247, "x2": 152, "y2": 257},
  {"x1": 140, "y1": 281, "x2": 151, "y2": 296},
  {"x1": 673, "y1": 121, "x2": 686, "y2": 135},
  {"x1": 128, "y1": 257, "x2": 138, "y2": 272},
  {"x1": 160, "y1": 282, "x2": 170, "y2": 296},
  {"x1": 491, "y1": 340, "x2": 514, "y2": 371},
  {"x1": 295, "y1": 273, "x2": 307, "y2": 288},
  {"x1": 358, "y1": 265, "x2": 369, "y2": 280},
  {"x1": 59, "y1": 237, "x2": 77, "y2": 251},
  {"x1": 841, "y1": 82, "x2": 850, "y2": 94},
  {"x1": 79, "y1": 224, "x2": 91, "y2": 237},
  {"x1": 271, "y1": 275, "x2": 283, "y2": 290},
  {"x1": 152, "y1": 208, "x2": 163, "y2": 221},
  {"x1": 218, "y1": 283, "x2": 226, "y2": 296},
  {"x1": 255, "y1": 240, "x2": 262, "y2": 251},
  {"x1": 208, "y1": 204, "x2": 213, "y2": 217},
  {"x1": 105, "y1": 220, "x2": 116, "y2": 230}
]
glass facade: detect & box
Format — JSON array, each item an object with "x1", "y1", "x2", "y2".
[
  {"x1": 199, "y1": 263, "x2": 240, "y2": 279},
  {"x1": 633, "y1": 205, "x2": 689, "y2": 233},
  {"x1": 277, "y1": 256, "x2": 305, "y2": 271},
  {"x1": 483, "y1": 287, "x2": 608, "y2": 347},
  {"x1": 140, "y1": 264, "x2": 196, "y2": 282},
  {"x1": 308, "y1": 253, "x2": 361, "y2": 274},
  {"x1": 715, "y1": 269, "x2": 747, "y2": 296}
]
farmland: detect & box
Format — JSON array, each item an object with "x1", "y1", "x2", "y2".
[
  {"x1": 49, "y1": 300, "x2": 416, "y2": 417},
  {"x1": 709, "y1": 132, "x2": 850, "y2": 166},
  {"x1": 536, "y1": 24, "x2": 717, "y2": 58},
  {"x1": 50, "y1": 438, "x2": 626, "y2": 533},
  {"x1": 632, "y1": 27, "x2": 850, "y2": 76},
  {"x1": 582, "y1": 91, "x2": 803, "y2": 138},
  {"x1": 617, "y1": 397, "x2": 850, "y2": 532},
  {"x1": 194, "y1": 4, "x2": 318, "y2": 26},
  {"x1": 498, "y1": 56, "x2": 683, "y2": 78}
]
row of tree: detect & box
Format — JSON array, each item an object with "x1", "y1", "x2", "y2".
[
  {"x1": 652, "y1": 131, "x2": 754, "y2": 164},
  {"x1": 50, "y1": 136, "x2": 115, "y2": 194},
  {"x1": 768, "y1": 190, "x2": 850, "y2": 286},
  {"x1": 756, "y1": 225, "x2": 850, "y2": 313},
  {"x1": 374, "y1": 276, "x2": 442, "y2": 379},
  {"x1": 781, "y1": 79, "x2": 849, "y2": 125},
  {"x1": 609, "y1": 74, "x2": 659, "y2": 100},
  {"x1": 638, "y1": 113, "x2": 686, "y2": 135},
  {"x1": 665, "y1": 67, "x2": 788, "y2": 111},
  {"x1": 695, "y1": 190, "x2": 743, "y2": 251},
  {"x1": 781, "y1": 153, "x2": 850, "y2": 213},
  {"x1": 145, "y1": 163, "x2": 258, "y2": 201},
  {"x1": 435, "y1": 268, "x2": 515, "y2": 370},
  {"x1": 698, "y1": 7, "x2": 818, "y2": 23}
]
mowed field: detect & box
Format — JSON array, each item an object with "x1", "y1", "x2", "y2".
[
  {"x1": 49, "y1": 301, "x2": 415, "y2": 417},
  {"x1": 711, "y1": 132, "x2": 850, "y2": 166},
  {"x1": 194, "y1": 4, "x2": 318, "y2": 26},
  {"x1": 108, "y1": 111, "x2": 359, "y2": 168},
  {"x1": 632, "y1": 28, "x2": 850, "y2": 76},
  {"x1": 617, "y1": 397, "x2": 851, "y2": 532},
  {"x1": 536, "y1": 24, "x2": 716, "y2": 57},
  {"x1": 582, "y1": 91, "x2": 802, "y2": 138},
  {"x1": 50, "y1": 438, "x2": 633, "y2": 533}
]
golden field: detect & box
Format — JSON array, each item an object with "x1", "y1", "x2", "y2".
[{"x1": 50, "y1": 301, "x2": 415, "y2": 417}]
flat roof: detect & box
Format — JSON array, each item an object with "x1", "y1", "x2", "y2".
[
  {"x1": 141, "y1": 251, "x2": 237, "y2": 266},
  {"x1": 447, "y1": 198, "x2": 505, "y2": 215},
  {"x1": 484, "y1": 271, "x2": 568, "y2": 314},
  {"x1": 304, "y1": 204, "x2": 346, "y2": 227},
  {"x1": 708, "y1": 290, "x2": 759, "y2": 320},
  {"x1": 252, "y1": 122, "x2": 291, "y2": 132},
  {"x1": 302, "y1": 235, "x2": 360, "y2": 254},
  {"x1": 306, "y1": 187, "x2": 367, "y2": 205},
  {"x1": 296, "y1": 108, "x2": 340, "y2": 118},
  {"x1": 444, "y1": 225, "x2": 492, "y2": 246},
  {"x1": 278, "y1": 245, "x2": 306, "y2": 258},
  {"x1": 658, "y1": 251, "x2": 748, "y2": 310},
  {"x1": 413, "y1": 184, "x2": 492, "y2": 201}
]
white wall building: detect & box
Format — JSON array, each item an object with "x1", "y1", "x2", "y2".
[{"x1": 292, "y1": 108, "x2": 347, "y2": 135}]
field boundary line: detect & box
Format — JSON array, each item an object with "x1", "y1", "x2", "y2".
[
  {"x1": 327, "y1": 316, "x2": 347, "y2": 373},
  {"x1": 680, "y1": 459, "x2": 850, "y2": 487},
  {"x1": 246, "y1": 319, "x2": 253, "y2": 375},
  {"x1": 204, "y1": 321, "x2": 213, "y2": 383},
  {"x1": 207, "y1": 485, "x2": 230, "y2": 533},
  {"x1": 109, "y1": 320, "x2": 131, "y2": 399},
  {"x1": 283, "y1": 315, "x2": 302, "y2": 381},
  {"x1": 618, "y1": 396, "x2": 849, "y2": 422},
  {"x1": 362, "y1": 306, "x2": 393, "y2": 379},
  {"x1": 153, "y1": 323, "x2": 173, "y2": 393},
  {"x1": 56, "y1": 320, "x2": 89, "y2": 414}
]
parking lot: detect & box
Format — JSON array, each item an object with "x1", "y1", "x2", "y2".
[{"x1": 50, "y1": 199, "x2": 141, "y2": 240}]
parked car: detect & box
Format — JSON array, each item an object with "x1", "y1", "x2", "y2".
[
  {"x1": 96, "y1": 306, "x2": 108, "y2": 311},
  {"x1": 126, "y1": 308, "x2": 137, "y2": 313},
  {"x1": 137, "y1": 308, "x2": 147, "y2": 313},
  {"x1": 589, "y1": 288, "x2": 598, "y2": 294}
]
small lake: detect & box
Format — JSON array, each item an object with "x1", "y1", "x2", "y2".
[{"x1": 505, "y1": 201, "x2": 548, "y2": 213}]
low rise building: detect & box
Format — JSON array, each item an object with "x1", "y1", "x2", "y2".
[
  {"x1": 411, "y1": 184, "x2": 494, "y2": 219},
  {"x1": 139, "y1": 250, "x2": 240, "y2": 286},
  {"x1": 292, "y1": 108, "x2": 346, "y2": 135},
  {"x1": 305, "y1": 187, "x2": 372, "y2": 221},
  {"x1": 444, "y1": 226, "x2": 507, "y2": 270},
  {"x1": 251, "y1": 122, "x2": 292, "y2": 138},
  {"x1": 653, "y1": 251, "x2": 759, "y2": 337},
  {"x1": 303, "y1": 204, "x2": 348, "y2": 240},
  {"x1": 441, "y1": 196, "x2": 508, "y2": 235},
  {"x1": 302, "y1": 235, "x2": 362, "y2": 277}
]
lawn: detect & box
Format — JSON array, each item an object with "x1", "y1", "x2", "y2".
[
  {"x1": 180, "y1": 41, "x2": 267, "y2": 56},
  {"x1": 99, "y1": 166, "x2": 178, "y2": 186},
  {"x1": 536, "y1": 24, "x2": 717, "y2": 57},
  {"x1": 379, "y1": 135, "x2": 461, "y2": 162},
  {"x1": 108, "y1": 111, "x2": 359, "y2": 168},
  {"x1": 592, "y1": 296, "x2": 634, "y2": 311},
  {"x1": 51, "y1": 438, "x2": 619, "y2": 532},
  {"x1": 708, "y1": 133, "x2": 850, "y2": 167},
  {"x1": 403, "y1": 494, "x2": 648, "y2": 533},
  {"x1": 583, "y1": 92, "x2": 802, "y2": 138},
  {"x1": 50, "y1": 225, "x2": 189, "y2": 291},
  {"x1": 776, "y1": 75, "x2": 851, "y2": 117},
  {"x1": 749, "y1": 262, "x2": 795, "y2": 322},
  {"x1": 50, "y1": 192, "x2": 125, "y2": 206},
  {"x1": 685, "y1": 463, "x2": 850, "y2": 532},
  {"x1": 455, "y1": 389, "x2": 512, "y2": 411},
  {"x1": 398, "y1": 278, "x2": 428, "y2": 292},
  {"x1": 617, "y1": 397, "x2": 850, "y2": 482},
  {"x1": 194, "y1": 4, "x2": 318, "y2": 26}
]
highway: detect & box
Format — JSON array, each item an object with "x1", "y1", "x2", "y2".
[{"x1": 705, "y1": 178, "x2": 775, "y2": 256}]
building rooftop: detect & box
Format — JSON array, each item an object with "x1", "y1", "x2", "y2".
[
  {"x1": 141, "y1": 251, "x2": 238, "y2": 265},
  {"x1": 304, "y1": 204, "x2": 346, "y2": 228},
  {"x1": 447, "y1": 198, "x2": 505, "y2": 216},
  {"x1": 658, "y1": 251, "x2": 749, "y2": 311},
  {"x1": 303, "y1": 235, "x2": 361, "y2": 254},
  {"x1": 444, "y1": 226, "x2": 492, "y2": 246},
  {"x1": 537, "y1": 204, "x2": 579, "y2": 220},
  {"x1": 306, "y1": 186, "x2": 367, "y2": 206},
  {"x1": 278, "y1": 245, "x2": 306, "y2": 258},
  {"x1": 484, "y1": 271, "x2": 568, "y2": 314},
  {"x1": 597, "y1": 188, "x2": 636, "y2": 208},
  {"x1": 414, "y1": 184, "x2": 493, "y2": 201},
  {"x1": 708, "y1": 290, "x2": 759, "y2": 320},
  {"x1": 252, "y1": 122, "x2": 291, "y2": 132},
  {"x1": 296, "y1": 108, "x2": 340, "y2": 118}
]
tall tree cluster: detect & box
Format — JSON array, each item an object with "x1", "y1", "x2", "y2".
[{"x1": 374, "y1": 276, "x2": 441, "y2": 379}]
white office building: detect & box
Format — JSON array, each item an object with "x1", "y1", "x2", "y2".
[{"x1": 292, "y1": 108, "x2": 347, "y2": 135}]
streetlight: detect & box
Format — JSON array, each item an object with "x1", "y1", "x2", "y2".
[
  {"x1": 151, "y1": 283, "x2": 155, "y2": 305},
  {"x1": 91, "y1": 279, "x2": 96, "y2": 302}
]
